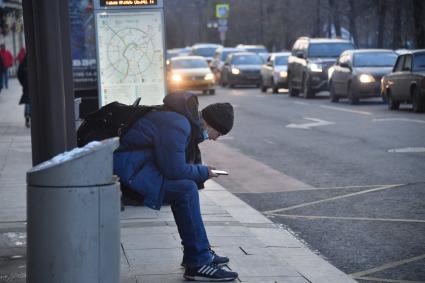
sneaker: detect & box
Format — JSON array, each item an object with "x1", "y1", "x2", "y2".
[
  {"x1": 184, "y1": 263, "x2": 238, "y2": 281},
  {"x1": 210, "y1": 249, "x2": 229, "y2": 266},
  {"x1": 181, "y1": 249, "x2": 229, "y2": 267}
]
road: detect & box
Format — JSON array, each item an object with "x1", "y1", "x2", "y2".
[{"x1": 197, "y1": 86, "x2": 425, "y2": 283}]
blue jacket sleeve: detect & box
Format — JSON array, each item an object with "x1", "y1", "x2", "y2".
[{"x1": 154, "y1": 115, "x2": 209, "y2": 183}]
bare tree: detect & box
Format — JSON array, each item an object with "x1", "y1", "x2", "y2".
[
  {"x1": 377, "y1": 0, "x2": 386, "y2": 48},
  {"x1": 329, "y1": 0, "x2": 341, "y2": 37},
  {"x1": 348, "y1": 0, "x2": 358, "y2": 47},
  {"x1": 413, "y1": 0, "x2": 425, "y2": 48},
  {"x1": 392, "y1": 0, "x2": 402, "y2": 49}
]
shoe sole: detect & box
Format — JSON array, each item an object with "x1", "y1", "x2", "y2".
[
  {"x1": 181, "y1": 262, "x2": 228, "y2": 268},
  {"x1": 183, "y1": 275, "x2": 237, "y2": 281}
]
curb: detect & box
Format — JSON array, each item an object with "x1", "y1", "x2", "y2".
[{"x1": 204, "y1": 180, "x2": 357, "y2": 283}]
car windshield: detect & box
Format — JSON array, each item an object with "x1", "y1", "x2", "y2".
[
  {"x1": 232, "y1": 55, "x2": 263, "y2": 65},
  {"x1": 192, "y1": 47, "x2": 217, "y2": 57},
  {"x1": 413, "y1": 53, "x2": 425, "y2": 71},
  {"x1": 308, "y1": 43, "x2": 354, "y2": 58},
  {"x1": 171, "y1": 59, "x2": 208, "y2": 69},
  {"x1": 274, "y1": 56, "x2": 289, "y2": 65},
  {"x1": 354, "y1": 52, "x2": 397, "y2": 67}
]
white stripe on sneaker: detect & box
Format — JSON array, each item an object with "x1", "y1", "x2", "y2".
[
  {"x1": 198, "y1": 265, "x2": 208, "y2": 273},
  {"x1": 205, "y1": 266, "x2": 215, "y2": 275},
  {"x1": 208, "y1": 267, "x2": 218, "y2": 275}
]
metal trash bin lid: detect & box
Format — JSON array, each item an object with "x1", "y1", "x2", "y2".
[{"x1": 27, "y1": 138, "x2": 119, "y2": 187}]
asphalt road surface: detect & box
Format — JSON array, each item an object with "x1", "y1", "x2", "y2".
[{"x1": 197, "y1": 86, "x2": 425, "y2": 283}]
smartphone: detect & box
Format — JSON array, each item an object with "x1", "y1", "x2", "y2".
[{"x1": 211, "y1": 169, "x2": 229, "y2": 175}]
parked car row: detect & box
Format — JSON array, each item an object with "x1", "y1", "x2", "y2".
[
  {"x1": 284, "y1": 36, "x2": 424, "y2": 113},
  {"x1": 166, "y1": 40, "x2": 425, "y2": 113}
]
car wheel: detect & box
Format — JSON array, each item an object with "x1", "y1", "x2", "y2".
[
  {"x1": 272, "y1": 79, "x2": 279, "y2": 94},
  {"x1": 329, "y1": 81, "x2": 339, "y2": 103},
  {"x1": 387, "y1": 91, "x2": 400, "y2": 110},
  {"x1": 412, "y1": 87, "x2": 425, "y2": 113},
  {"x1": 347, "y1": 84, "x2": 358, "y2": 105},
  {"x1": 303, "y1": 77, "x2": 314, "y2": 99},
  {"x1": 260, "y1": 79, "x2": 267, "y2": 92},
  {"x1": 288, "y1": 75, "x2": 299, "y2": 97},
  {"x1": 221, "y1": 73, "x2": 227, "y2": 87}
]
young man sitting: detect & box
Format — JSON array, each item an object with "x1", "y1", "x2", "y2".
[{"x1": 114, "y1": 93, "x2": 238, "y2": 281}]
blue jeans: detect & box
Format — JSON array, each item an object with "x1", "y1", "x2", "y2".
[{"x1": 163, "y1": 179, "x2": 212, "y2": 268}]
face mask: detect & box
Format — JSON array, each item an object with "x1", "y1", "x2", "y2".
[{"x1": 202, "y1": 129, "x2": 209, "y2": 140}]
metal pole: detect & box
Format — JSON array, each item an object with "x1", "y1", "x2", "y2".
[{"x1": 22, "y1": 0, "x2": 76, "y2": 166}]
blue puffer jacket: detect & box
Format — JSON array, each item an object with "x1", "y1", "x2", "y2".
[{"x1": 113, "y1": 110, "x2": 209, "y2": 210}]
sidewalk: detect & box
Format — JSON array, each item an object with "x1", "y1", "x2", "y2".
[{"x1": 0, "y1": 79, "x2": 357, "y2": 282}]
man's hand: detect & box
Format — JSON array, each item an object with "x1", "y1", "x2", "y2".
[{"x1": 207, "y1": 165, "x2": 218, "y2": 178}]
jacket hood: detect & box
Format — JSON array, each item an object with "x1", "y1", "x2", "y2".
[{"x1": 163, "y1": 92, "x2": 204, "y2": 143}]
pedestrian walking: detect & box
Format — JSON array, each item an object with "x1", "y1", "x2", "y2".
[
  {"x1": 15, "y1": 47, "x2": 26, "y2": 65},
  {"x1": 113, "y1": 92, "x2": 239, "y2": 281},
  {"x1": 0, "y1": 44, "x2": 13, "y2": 89},
  {"x1": 17, "y1": 55, "x2": 30, "y2": 128}
]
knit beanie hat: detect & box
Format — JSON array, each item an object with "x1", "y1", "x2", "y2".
[{"x1": 201, "y1": 103, "x2": 234, "y2": 135}]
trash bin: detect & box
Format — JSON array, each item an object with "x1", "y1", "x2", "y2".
[{"x1": 26, "y1": 138, "x2": 120, "y2": 283}]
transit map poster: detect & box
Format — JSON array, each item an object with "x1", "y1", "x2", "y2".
[{"x1": 95, "y1": 10, "x2": 166, "y2": 106}]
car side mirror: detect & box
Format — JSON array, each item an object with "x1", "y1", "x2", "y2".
[{"x1": 340, "y1": 62, "x2": 351, "y2": 69}]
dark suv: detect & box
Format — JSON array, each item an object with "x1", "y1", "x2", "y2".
[{"x1": 288, "y1": 37, "x2": 354, "y2": 98}]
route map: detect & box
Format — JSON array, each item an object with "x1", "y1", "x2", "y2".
[{"x1": 96, "y1": 10, "x2": 165, "y2": 106}]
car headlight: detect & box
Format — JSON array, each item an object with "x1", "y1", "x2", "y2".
[
  {"x1": 172, "y1": 74, "x2": 182, "y2": 82},
  {"x1": 309, "y1": 63, "x2": 322, "y2": 72},
  {"x1": 359, "y1": 74, "x2": 375, "y2": 83},
  {"x1": 280, "y1": 71, "x2": 288, "y2": 78},
  {"x1": 204, "y1": 73, "x2": 214, "y2": 80},
  {"x1": 328, "y1": 66, "x2": 335, "y2": 80},
  {"x1": 231, "y1": 68, "x2": 240, "y2": 75}
]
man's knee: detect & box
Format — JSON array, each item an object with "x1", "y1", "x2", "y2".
[{"x1": 178, "y1": 179, "x2": 198, "y2": 196}]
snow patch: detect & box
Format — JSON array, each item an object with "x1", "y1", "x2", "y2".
[{"x1": 31, "y1": 141, "x2": 103, "y2": 171}]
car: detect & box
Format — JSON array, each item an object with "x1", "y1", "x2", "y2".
[
  {"x1": 381, "y1": 50, "x2": 425, "y2": 112},
  {"x1": 260, "y1": 52, "x2": 290, "y2": 93},
  {"x1": 328, "y1": 49, "x2": 397, "y2": 104},
  {"x1": 190, "y1": 43, "x2": 222, "y2": 64},
  {"x1": 210, "y1": 47, "x2": 242, "y2": 83},
  {"x1": 287, "y1": 37, "x2": 354, "y2": 98},
  {"x1": 167, "y1": 56, "x2": 215, "y2": 95},
  {"x1": 236, "y1": 44, "x2": 268, "y2": 54},
  {"x1": 221, "y1": 52, "x2": 263, "y2": 88}
]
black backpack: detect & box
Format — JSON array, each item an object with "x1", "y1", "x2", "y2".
[{"x1": 77, "y1": 100, "x2": 161, "y2": 147}]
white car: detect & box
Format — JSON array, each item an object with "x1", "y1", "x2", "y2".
[{"x1": 260, "y1": 52, "x2": 290, "y2": 93}]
